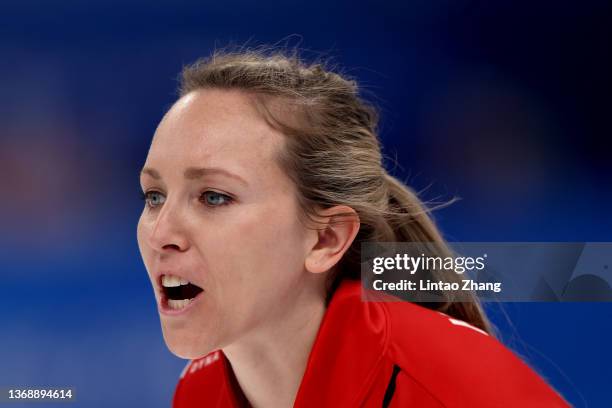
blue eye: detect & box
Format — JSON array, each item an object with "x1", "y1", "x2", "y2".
[
  {"x1": 141, "y1": 191, "x2": 165, "y2": 208},
  {"x1": 202, "y1": 191, "x2": 233, "y2": 207}
]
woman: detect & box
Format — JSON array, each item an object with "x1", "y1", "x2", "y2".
[{"x1": 136, "y1": 47, "x2": 569, "y2": 407}]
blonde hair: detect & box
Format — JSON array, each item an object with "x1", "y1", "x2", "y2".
[{"x1": 178, "y1": 45, "x2": 492, "y2": 334}]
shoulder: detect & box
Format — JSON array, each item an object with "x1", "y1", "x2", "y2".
[
  {"x1": 380, "y1": 300, "x2": 569, "y2": 407},
  {"x1": 172, "y1": 350, "x2": 225, "y2": 407}
]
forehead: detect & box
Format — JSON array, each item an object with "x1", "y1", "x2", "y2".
[{"x1": 146, "y1": 89, "x2": 285, "y2": 173}]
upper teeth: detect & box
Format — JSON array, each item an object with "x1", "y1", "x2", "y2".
[{"x1": 162, "y1": 274, "x2": 190, "y2": 287}]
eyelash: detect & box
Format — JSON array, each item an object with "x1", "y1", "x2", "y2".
[{"x1": 139, "y1": 190, "x2": 234, "y2": 209}]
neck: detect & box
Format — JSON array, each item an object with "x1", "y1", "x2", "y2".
[{"x1": 223, "y1": 282, "x2": 327, "y2": 408}]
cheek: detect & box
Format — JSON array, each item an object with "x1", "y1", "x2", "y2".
[
  {"x1": 210, "y1": 198, "x2": 306, "y2": 294},
  {"x1": 195, "y1": 203, "x2": 306, "y2": 343}
]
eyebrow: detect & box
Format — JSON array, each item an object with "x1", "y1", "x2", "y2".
[{"x1": 140, "y1": 166, "x2": 248, "y2": 186}]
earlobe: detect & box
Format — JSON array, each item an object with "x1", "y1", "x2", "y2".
[
  {"x1": 305, "y1": 256, "x2": 325, "y2": 274},
  {"x1": 304, "y1": 205, "x2": 360, "y2": 275}
]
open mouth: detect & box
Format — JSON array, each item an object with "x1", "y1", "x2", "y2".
[{"x1": 160, "y1": 274, "x2": 204, "y2": 310}]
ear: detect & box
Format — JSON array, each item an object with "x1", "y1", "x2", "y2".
[{"x1": 304, "y1": 205, "x2": 360, "y2": 274}]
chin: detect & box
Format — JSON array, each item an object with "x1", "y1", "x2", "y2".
[{"x1": 161, "y1": 325, "x2": 218, "y2": 360}]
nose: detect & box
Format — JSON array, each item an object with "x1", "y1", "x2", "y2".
[{"x1": 146, "y1": 197, "x2": 190, "y2": 253}]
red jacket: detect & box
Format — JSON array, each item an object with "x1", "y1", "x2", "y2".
[{"x1": 173, "y1": 279, "x2": 569, "y2": 407}]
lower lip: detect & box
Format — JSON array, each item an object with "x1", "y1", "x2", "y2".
[{"x1": 159, "y1": 289, "x2": 205, "y2": 316}]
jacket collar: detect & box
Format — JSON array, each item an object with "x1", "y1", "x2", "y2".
[{"x1": 292, "y1": 278, "x2": 389, "y2": 407}]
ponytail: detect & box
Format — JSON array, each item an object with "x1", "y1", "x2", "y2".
[{"x1": 379, "y1": 173, "x2": 493, "y2": 335}]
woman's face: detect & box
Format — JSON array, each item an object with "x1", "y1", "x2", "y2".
[{"x1": 137, "y1": 89, "x2": 317, "y2": 359}]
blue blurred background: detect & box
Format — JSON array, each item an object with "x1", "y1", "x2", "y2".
[{"x1": 1, "y1": 1, "x2": 610, "y2": 406}]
